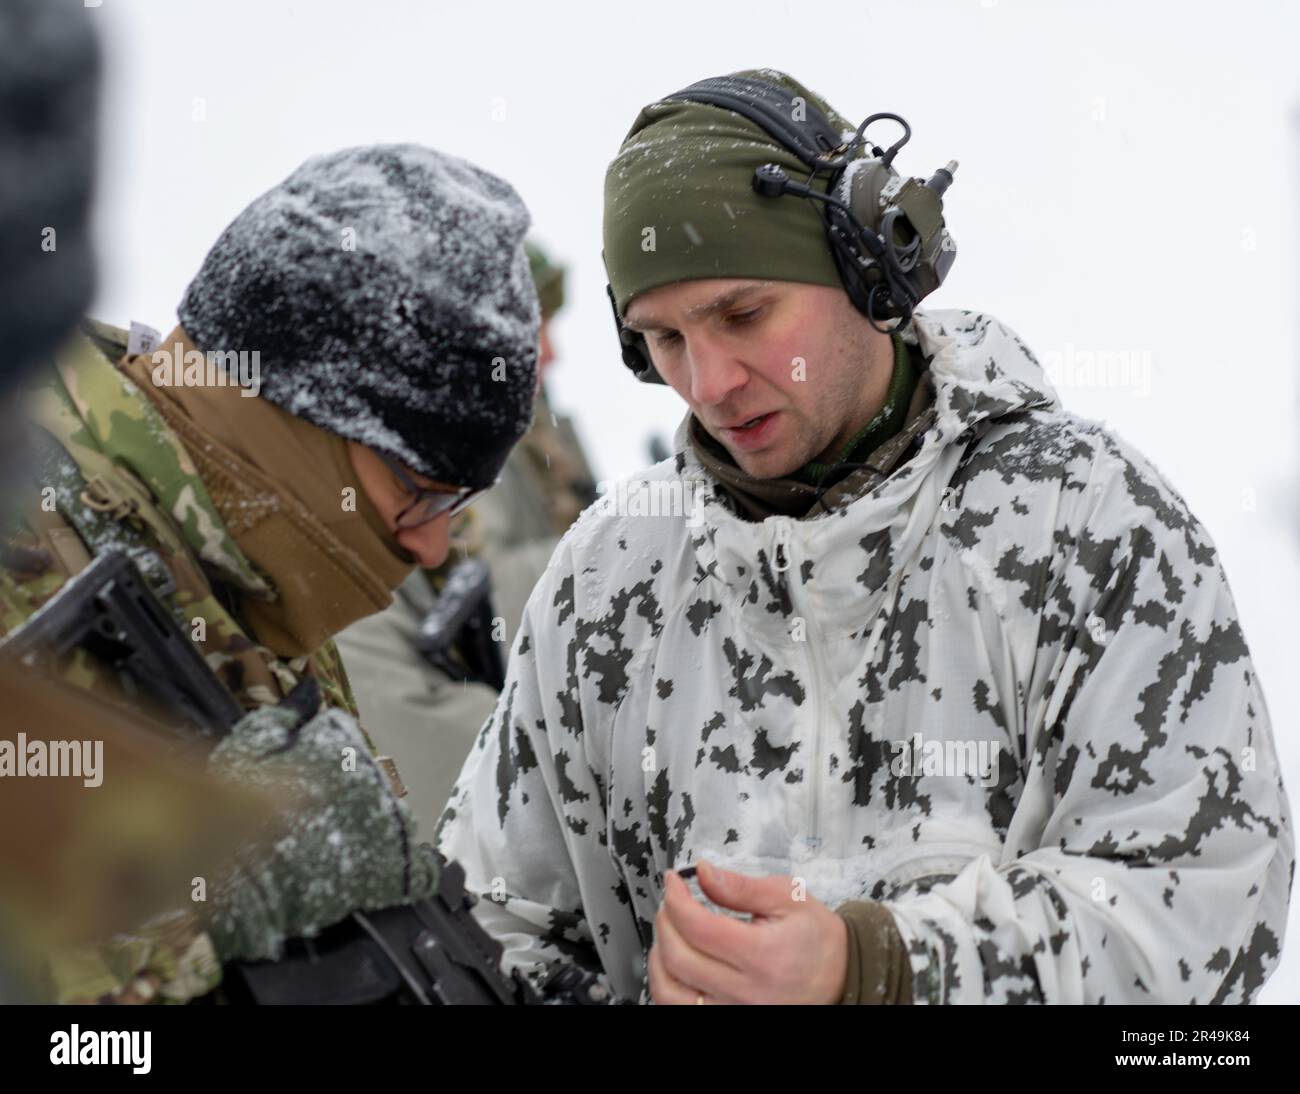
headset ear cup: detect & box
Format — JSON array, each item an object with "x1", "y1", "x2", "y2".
[
  {"x1": 826, "y1": 207, "x2": 876, "y2": 318},
  {"x1": 606, "y1": 281, "x2": 665, "y2": 384},
  {"x1": 832, "y1": 159, "x2": 911, "y2": 324},
  {"x1": 623, "y1": 332, "x2": 665, "y2": 385},
  {"x1": 842, "y1": 156, "x2": 894, "y2": 228}
]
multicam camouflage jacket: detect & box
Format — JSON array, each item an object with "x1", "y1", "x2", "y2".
[
  {"x1": 0, "y1": 322, "x2": 361, "y2": 1002},
  {"x1": 438, "y1": 308, "x2": 1293, "y2": 1004},
  {"x1": 2, "y1": 322, "x2": 360, "y2": 715}
]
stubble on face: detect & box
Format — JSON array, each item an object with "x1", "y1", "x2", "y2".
[{"x1": 713, "y1": 292, "x2": 889, "y2": 481}]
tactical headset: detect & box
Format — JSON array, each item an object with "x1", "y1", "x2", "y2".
[{"x1": 606, "y1": 73, "x2": 959, "y2": 385}]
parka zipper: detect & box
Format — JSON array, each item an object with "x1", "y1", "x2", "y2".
[{"x1": 772, "y1": 518, "x2": 826, "y2": 855}]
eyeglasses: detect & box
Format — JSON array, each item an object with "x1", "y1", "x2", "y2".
[{"x1": 378, "y1": 454, "x2": 495, "y2": 529}]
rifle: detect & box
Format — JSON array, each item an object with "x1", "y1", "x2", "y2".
[
  {"x1": 218, "y1": 855, "x2": 614, "y2": 1006},
  {"x1": 415, "y1": 557, "x2": 506, "y2": 692},
  {"x1": 0, "y1": 548, "x2": 617, "y2": 1005},
  {"x1": 0, "y1": 548, "x2": 242, "y2": 745}
]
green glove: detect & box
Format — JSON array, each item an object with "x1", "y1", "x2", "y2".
[{"x1": 203, "y1": 681, "x2": 439, "y2": 962}]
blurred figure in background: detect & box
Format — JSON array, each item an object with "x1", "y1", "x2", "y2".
[{"x1": 475, "y1": 242, "x2": 600, "y2": 645}]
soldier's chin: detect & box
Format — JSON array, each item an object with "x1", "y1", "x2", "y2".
[{"x1": 731, "y1": 446, "x2": 802, "y2": 481}]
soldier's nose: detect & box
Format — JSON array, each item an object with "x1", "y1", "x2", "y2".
[{"x1": 397, "y1": 514, "x2": 452, "y2": 569}]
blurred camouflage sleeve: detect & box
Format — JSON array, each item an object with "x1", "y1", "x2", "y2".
[
  {"x1": 884, "y1": 439, "x2": 1293, "y2": 1004},
  {"x1": 435, "y1": 537, "x2": 609, "y2": 992}
]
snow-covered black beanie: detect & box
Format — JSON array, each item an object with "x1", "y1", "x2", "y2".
[{"x1": 178, "y1": 144, "x2": 539, "y2": 491}]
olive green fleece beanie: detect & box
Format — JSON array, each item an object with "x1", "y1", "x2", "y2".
[{"x1": 603, "y1": 68, "x2": 859, "y2": 317}]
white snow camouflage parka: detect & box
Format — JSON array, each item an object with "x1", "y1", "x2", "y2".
[{"x1": 437, "y1": 308, "x2": 1292, "y2": 1004}]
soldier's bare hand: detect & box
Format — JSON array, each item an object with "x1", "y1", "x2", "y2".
[{"x1": 647, "y1": 860, "x2": 847, "y2": 1004}]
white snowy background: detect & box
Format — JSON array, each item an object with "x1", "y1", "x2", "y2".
[{"x1": 84, "y1": 0, "x2": 1299, "y2": 1003}]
